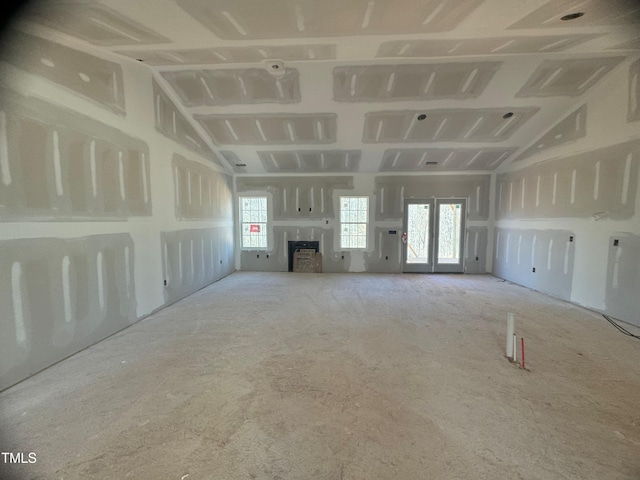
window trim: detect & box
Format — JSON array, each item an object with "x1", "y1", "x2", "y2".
[
  {"x1": 339, "y1": 195, "x2": 369, "y2": 250},
  {"x1": 239, "y1": 195, "x2": 269, "y2": 251}
]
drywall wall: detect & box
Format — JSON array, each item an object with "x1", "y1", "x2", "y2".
[
  {"x1": 0, "y1": 36, "x2": 233, "y2": 390},
  {"x1": 494, "y1": 55, "x2": 640, "y2": 327},
  {"x1": 236, "y1": 173, "x2": 491, "y2": 273}
]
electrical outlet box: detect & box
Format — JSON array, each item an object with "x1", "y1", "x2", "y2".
[{"x1": 614, "y1": 239, "x2": 619, "y2": 246}]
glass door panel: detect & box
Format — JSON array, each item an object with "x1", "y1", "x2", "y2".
[
  {"x1": 407, "y1": 203, "x2": 431, "y2": 264},
  {"x1": 403, "y1": 199, "x2": 434, "y2": 273},
  {"x1": 434, "y1": 199, "x2": 466, "y2": 273}
]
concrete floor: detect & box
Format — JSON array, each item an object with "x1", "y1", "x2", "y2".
[{"x1": 1, "y1": 272, "x2": 640, "y2": 480}]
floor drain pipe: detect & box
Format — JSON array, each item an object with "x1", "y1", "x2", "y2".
[{"x1": 506, "y1": 312, "x2": 515, "y2": 358}]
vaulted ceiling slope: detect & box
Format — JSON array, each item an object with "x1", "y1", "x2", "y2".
[{"x1": 12, "y1": 0, "x2": 640, "y2": 174}]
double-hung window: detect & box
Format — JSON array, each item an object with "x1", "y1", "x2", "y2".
[
  {"x1": 340, "y1": 196, "x2": 368, "y2": 249},
  {"x1": 240, "y1": 196, "x2": 268, "y2": 249}
]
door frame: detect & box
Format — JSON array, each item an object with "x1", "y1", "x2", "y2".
[
  {"x1": 401, "y1": 197, "x2": 467, "y2": 273},
  {"x1": 433, "y1": 198, "x2": 467, "y2": 273},
  {"x1": 402, "y1": 198, "x2": 435, "y2": 273}
]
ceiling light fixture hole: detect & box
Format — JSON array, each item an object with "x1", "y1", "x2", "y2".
[
  {"x1": 561, "y1": 12, "x2": 584, "y2": 21},
  {"x1": 417, "y1": 114, "x2": 427, "y2": 121},
  {"x1": 503, "y1": 112, "x2": 514, "y2": 119}
]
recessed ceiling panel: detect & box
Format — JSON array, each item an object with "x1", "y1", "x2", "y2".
[
  {"x1": 26, "y1": 3, "x2": 170, "y2": 46},
  {"x1": 377, "y1": 34, "x2": 601, "y2": 58},
  {"x1": 629, "y1": 59, "x2": 640, "y2": 121},
  {"x1": 363, "y1": 108, "x2": 539, "y2": 143},
  {"x1": 259, "y1": 150, "x2": 361, "y2": 172},
  {"x1": 517, "y1": 57, "x2": 624, "y2": 97},
  {"x1": 334, "y1": 62, "x2": 500, "y2": 102},
  {"x1": 196, "y1": 114, "x2": 337, "y2": 145},
  {"x1": 176, "y1": 0, "x2": 484, "y2": 39},
  {"x1": 117, "y1": 44, "x2": 336, "y2": 66},
  {"x1": 161, "y1": 68, "x2": 300, "y2": 107},
  {"x1": 514, "y1": 104, "x2": 587, "y2": 161},
  {"x1": 4, "y1": 31, "x2": 125, "y2": 114},
  {"x1": 509, "y1": 0, "x2": 640, "y2": 29},
  {"x1": 380, "y1": 147, "x2": 516, "y2": 171}
]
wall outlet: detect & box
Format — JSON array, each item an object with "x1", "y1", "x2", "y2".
[
  {"x1": 163, "y1": 279, "x2": 167, "y2": 286},
  {"x1": 532, "y1": 267, "x2": 536, "y2": 273},
  {"x1": 569, "y1": 236, "x2": 574, "y2": 242},
  {"x1": 475, "y1": 256, "x2": 479, "y2": 261},
  {"x1": 613, "y1": 239, "x2": 619, "y2": 246}
]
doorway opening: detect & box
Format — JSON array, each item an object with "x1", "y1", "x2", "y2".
[{"x1": 402, "y1": 198, "x2": 466, "y2": 273}]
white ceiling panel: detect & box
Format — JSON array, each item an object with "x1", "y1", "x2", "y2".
[
  {"x1": 334, "y1": 62, "x2": 501, "y2": 102},
  {"x1": 117, "y1": 44, "x2": 336, "y2": 66},
  {"x1": 176, "y1": 0, "x2": 485, "y2": 39},
  {"x1": 25, "y1": 3, "x2": 170, "y2": 46},
  {"x1": 514, "y1": 104, "x2": 587, "y2": 162},
  {"x1": 508, "y1": 0, "x2": 640, "y2": 29},
  {"x1": 161, "y1": 68, "x2": 300, "y2": 107},
  {"x1": 220, "y1": 151, "x2": 248, "y2": 172},
  {"x1": 11, "y1": 0, "x2": 640, "y2": 174},
  {"x1": 195, "y1": 113, "x2": 337, "y2": 145},
  {"x1": 380, "y1": 147, "x2": 517, "y2": 171},
  {"x1": 153, "y1": 78, "x2": 219, "y2": 163},
  {"x1": 259, "y1": 150, "x2": 361, "y2": 172},
  {"x1": 377, "y1": 34, "x2": 602, "y2": 58},
  {"x1": 517, "y1": 57, "x2": 625, "y2": 97},
  {"x1": 364, "y1": 108, "x2": 539, "y2": 144}
]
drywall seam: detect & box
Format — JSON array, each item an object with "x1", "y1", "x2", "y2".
[{"x1": 0, "y1": 87, "x2": 151, "y2": 220}]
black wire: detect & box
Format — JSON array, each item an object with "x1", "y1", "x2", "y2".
[{"x1": 603, "y1": 314, "x2": 640, "y2": 340}]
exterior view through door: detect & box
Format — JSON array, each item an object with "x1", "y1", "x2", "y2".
[{"x1": 402, "y1": 198, "x2": 466, "y2": 273}]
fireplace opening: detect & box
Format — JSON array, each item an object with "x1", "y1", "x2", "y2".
[{"x1": 288, "y1": 241, "x2": 319, "y2": 272}]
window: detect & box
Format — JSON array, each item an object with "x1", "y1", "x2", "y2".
[
  {"x1": 240, "y1": 196, "x2": 267, "y2": 249},
  {"x1": 340, "y1": 196, "x2": 368, "y2": 249}
]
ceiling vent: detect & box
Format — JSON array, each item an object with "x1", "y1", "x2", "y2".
[{"x1": 561, "y1": 12, "x2": 584, "y2": 21}]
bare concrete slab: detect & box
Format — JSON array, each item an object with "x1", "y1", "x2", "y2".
[{"x1": 1, "y1": 272, "x2": 639, "y2": 479}]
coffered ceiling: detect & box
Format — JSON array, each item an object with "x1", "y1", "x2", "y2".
[{"x1": 11, "y1": 0, "x2": 640, "y2": 174}]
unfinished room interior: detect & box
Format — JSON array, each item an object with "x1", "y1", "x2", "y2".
[{"x1": 1, "y1": 0, "x2": 640, "y2": 478}]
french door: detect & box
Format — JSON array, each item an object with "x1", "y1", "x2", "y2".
[{"x1": 402, "y1": 198, "x2": 466, "y2": 273}]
